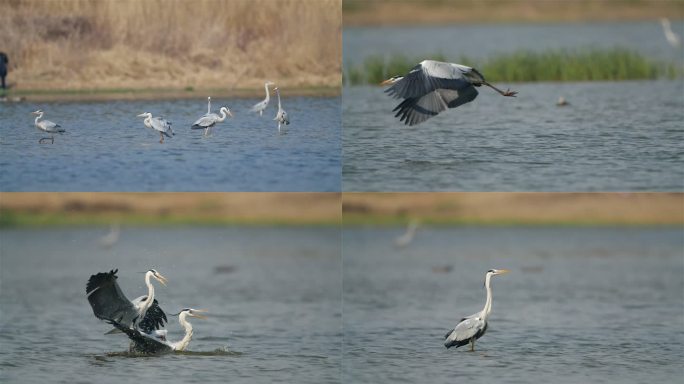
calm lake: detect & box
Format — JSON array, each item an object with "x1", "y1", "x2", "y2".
[
  {"x1": 342, "y1": 227, "x2": 684, "y2": 384},
  {"x1": 343, "y1": 81, "x2": 684, "y2": 191},
  {"x1": 0, "y1": 96, "x2": 341, "y2": 191},
  {"x1": 0, "y1": 227, "x2": 341, "y2": 384}
]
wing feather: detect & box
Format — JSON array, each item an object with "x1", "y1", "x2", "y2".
[
  {"x1": 107, "y1": 319, "x2": 173, "y2": 354},
  {"x1": 86, "y1": 269, "x2": 137, "y2": 325}
]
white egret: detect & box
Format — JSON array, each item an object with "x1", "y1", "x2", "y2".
[
  {"x1": 394, "y1": 219, "x2": 420, "y2": 248},
  {"x1": 191, "y1": 106, "x2": 233, "y2": 136},
  {"x1": 273, "y1": 87, "x2": 290, "y2": 131},
  {"x1": 382, "y1": 60, "x2": 518, "y2": 126},
  {"x1": 32, "y1": 109, "x2": 65, "y2": 144},
  {"x1": 251, "y1": 81, "x2": 275, "y2": 116},
  {"x1": 86, "y1": 269, "x2": 169, "y2": 334},
  {"x1": 444, "y1": 269, "x2": 510, "y2": 351},
  {"x1": 660, "y1": 18, "x2": 681, "y2": 48},
  {"x1": 109, "y1": 308, "x2": 207, "y2": 354},
  {"x1": 99, "y1": 223, "x2": 120, "y2": 249},
  {"x1": 137, "y1": 112, "x2": 174, "y2": 143}
]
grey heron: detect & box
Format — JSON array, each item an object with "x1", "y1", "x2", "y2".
[
  {"x1": 108, "y1": 308, "x2": 207, "y2": 354},
  {"x1": 251, "y1": 81, "x2": 275, "y2": 116},
  {"x1": 444, "y1": 269, "x2": 510, "y2": 351},
  {"x1": 137, "y1": 112, "x2": 174, "y2": 143},
  {"x1": 32, "y1": 110, "x2": 65, "y2": 144},
  {"x1": 660, "y1": 18, "x2": 681, "y2": 48},
  {"x1": 394, "y1": 219, "x2": 420, "y2": 248},
  {"x1": 191, "y1": 106, "x2": 233, "y2": 136},
  {"x1": 86, "y1": 269, "x2": 169, "y2": 334},
  {"x1": 382, "y1": 60, "x2": 518, "y2": 126},
  {"x1": 273, "y1": 87, "x2": 290, "y2": 131}
]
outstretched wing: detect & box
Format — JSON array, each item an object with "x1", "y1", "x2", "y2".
[
  {"x1": 392, "y1": 86, "x2": 478, "y2": 126},
  {"x1": 384, "y1": 60, "x2": 475, "y2": 100},
  {"x1": 137, "y1": 299, "x2": 168, "y2": 333},
  {"x1": 86, "y1": 269, "x2": 137, "y2": 326},
  {"x1": 107, "y1": 319, "x2": 173, "y2": 354}
]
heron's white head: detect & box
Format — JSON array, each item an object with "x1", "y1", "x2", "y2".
[
  {"x1": 137, "y1": 112, "x2": 152, "y2": 118},
  {"x1": 147, "y1": 269, "x2": 168, "y2": 286},
  {"x1": 174, "y1": 308, "x2": 208, "y2": 319},
  {"x1": 380, "y1": 75, "x2": 403, "y2": 86},
  {"x1": 266, "y1": 81, "x2": 275, "y2": 86},
  {"x1": 488, "y1": 269, "x2": 510, "y2": 276},
  {"x1": 221, "y1": 107, "x2": 233, "y2": 117}
]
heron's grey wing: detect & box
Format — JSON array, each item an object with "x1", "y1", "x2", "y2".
[
  {"x1": 39, "y1": 120, "x2": 64, "y2": 133},
  {"x1": 251, "y1": 100, "x2": 267, "y2": 112},
  {"x1": 137, "y1": 299, "x2": 168, "y2": 333},
  {"x1": 385, "y1": 61, "x2": 472, "y2": 100},
  {"x1": 86, "y1": 269, "x2": 137, "y2": 325},
  {"x1": 191, "y1": 114, "x2": 217, "y2": 129},
  {"x1": 392, "y1": 86, "x2": 478, "y2": 126},
  {"x1": 445, "y1": 317, "x2": 486, "y2": 347},
  {"x1": 151, "y1": 117, "x2": 174, "y2": 137},
  {"x1": 107, "y1": 319, "x2": 173, "y2": 354},
  {"x1": 282, "y1": 111, "x2": 290, "y2": 125}
]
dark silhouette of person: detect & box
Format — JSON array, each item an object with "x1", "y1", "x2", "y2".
[{"x1": 0, "y1": 52, "x2": 8, "y2": 90}]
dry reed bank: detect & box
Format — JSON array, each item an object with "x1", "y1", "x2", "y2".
[
  {"x1": 342, "y1": 193, "x2": 684, "y2": 226},
  {"x1": 344, "y1": 0, "x2": 684, "y2": 26},
  {"x1": 0, "y1": 0, "x2": 341, "y2": 93}
]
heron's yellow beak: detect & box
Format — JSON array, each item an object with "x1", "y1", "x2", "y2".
[
  {"x1": 192, "y1": 309, "x2": 208, "y2": 319},
  {"x1": 498, "y1": 269, "x2": 511, "y2": 275},
  {"x1": 380, "y1": 79, "x2": 394, "y2": 86},
  {"x1": 137, "y1": 113, "x2": 147, "y2": 117},
  {"x1": 156, "y1": 274, "x2": 168, "y2": 286}
]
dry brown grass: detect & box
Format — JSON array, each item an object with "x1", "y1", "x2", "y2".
[
  {"x1": 1, "y1": 0, "x2": 341, "y2": 91},
  {"x1": 343, "y1": 193, "x2": 684, "y2": 226},
  {"x1": 343, "y1": 0, "x2": 684, "y2": 26},
  {"x1": 0, "y1": 192, "x2": 341, "y2": 225}
]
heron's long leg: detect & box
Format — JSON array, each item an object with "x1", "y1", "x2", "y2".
[
  {"x1": 159, "y1": 132, "x2": 164, "y2": 144},
  {"x1": 469, "y1": 339, "x2": 475, "y2": 352},
  {"x1": 483, "y1": 81, "x2": 518, "y2": 97}
]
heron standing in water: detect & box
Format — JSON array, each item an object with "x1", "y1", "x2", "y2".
[
  {"x1": 32, "y1": 109, "x2": 65, "y2": 144},
  {"x1": 191, "y1": 105, "x2": 233, "y2": 136},
  {"x1": 251, "y1": 81, "x2": 275, "y2": 116},
  {"x1": 444, "y1": 269, "x2": 510, "y2": 351},
  {"x1": 382, "y1": 60, "x2": 518, "y2": 126},
  {"x1": 137, "y1": 112, "x2": 174, "y2": 143},
  {"x1": 273, "y1": 87, "x2": 290, "y2": 132}
]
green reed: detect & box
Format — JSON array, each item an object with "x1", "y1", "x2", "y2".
[{"x1": 345, "y1": 47, "x2": 680, "y2": 85}]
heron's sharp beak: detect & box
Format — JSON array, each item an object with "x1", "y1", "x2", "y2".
[
  {"x1": 192, "y1": 309, "x2": 208, "y2": 319},
  {"x1": 380, "y1": 79, "x2": 394, "y2": 86},
  {"x1": 136, "y1": 113, "x2": 146, "y2": 117},
  {"x1": 156, "y1": 274, "x2": 168, "y2": 286},
  {"x1": 498, "y1": 269, "x2": 511, "y2": 275}
]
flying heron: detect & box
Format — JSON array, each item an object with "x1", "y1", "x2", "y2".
[
  {"x1": 108, "y1": 308, "x2": 207, "y2": 354},
  {"x1": 137, "y1": 112, "x2": 174, "y2": 143},
  {"x1": 32, "y1": 110, "x2": 65, "y2": 144},
  {"x1": 251, "y1": 81, "x2": 275, "y2": 116},
  {"x1": 86, "y1": 269, "x2": 169, "y2": 334},
  {"x1": 444, "y1": 269, "x2": 510, "y2": 351},
  {"x1": 273, "y1": 87, "x2": 290, "y2": 131},
  {"x1": 382, "y1": 60, "x2": 518, "y2": 126}
]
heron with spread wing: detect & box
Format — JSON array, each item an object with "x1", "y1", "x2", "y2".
[
  {"x1": 382, "y1": 60, "x2": 517, "y2": 126},
  {"x1": 444, "y1": 269, "x2": 509, "y2": 351},
  {"x1": 108, "y1": 308, "x2": 207, "y2": 354},
  {"x1": 86, "y1": 269, "x2": 169, "y2": 334}
]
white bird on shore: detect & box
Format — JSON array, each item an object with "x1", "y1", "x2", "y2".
[
  {"x1": 251, "y1": 81, "x2": 275, "y2": 116},
  {"x1": 32, "y1": 109, "x2": 65, "y2": 144},
  {"x1": 273, "y1": 87, "x2": 290, "y2": 131},
  {"x1": 137, "y1": 112, "x2": 174, "y2": 143},
  {"x1": 394, "y1": 219, "x2": 420, "y2": 248},
  {"x1": 660, "y1": 18, "x2": 681, "y2": 48}
]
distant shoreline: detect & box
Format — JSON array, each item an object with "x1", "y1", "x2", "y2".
[
  {"x1": 1, "y1": 86, "x2": 340, "y2": 103},
  {"x1": 343, "y1": 0, "x2": 684, "y2": 26}
]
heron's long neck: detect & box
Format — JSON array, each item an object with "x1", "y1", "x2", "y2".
[
  {"x1": 174, "y1": 313, "x2": 194, "y2": 351},
  {"x1": 144, "y1": 115, "x2": 152, "y2": 127},
  {"x1": 35, "y1": 113, "x2": 43, "y2": 125},
  {"x1": 276, "y1": 89, "x2": 282, "y2": 109},
  {"x1": 143, "y1": 273, "x2": 155, "y2": 313},
  {"x1": 208, "y1": 98, "x2": 211, "y2": 114},
  {"x1": 482, "y1": 274, "x2": 493, "y2": 320},
  {"x1": 264, "y1": 83, "x2": 271, "y2": 102},
  {"x1": 217, "y1": 109, "x2": 227, "y2": 122}
]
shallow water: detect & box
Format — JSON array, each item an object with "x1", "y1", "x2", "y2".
[
  {"x1": 343, "y1": 81, "x2": 684, "y2": 191},
  {"x1": 343, "y1": 21, "x2": 684, "y2": 68},
  {"x1": 0, "y1": 96, "x2": 341, "y2": 191},
  {"x1": 0, "y1": 227, "x2": 341, "y2": 383},
  {"x1": 342, "y1": 227, "x2": 684, "y2": 384}
]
